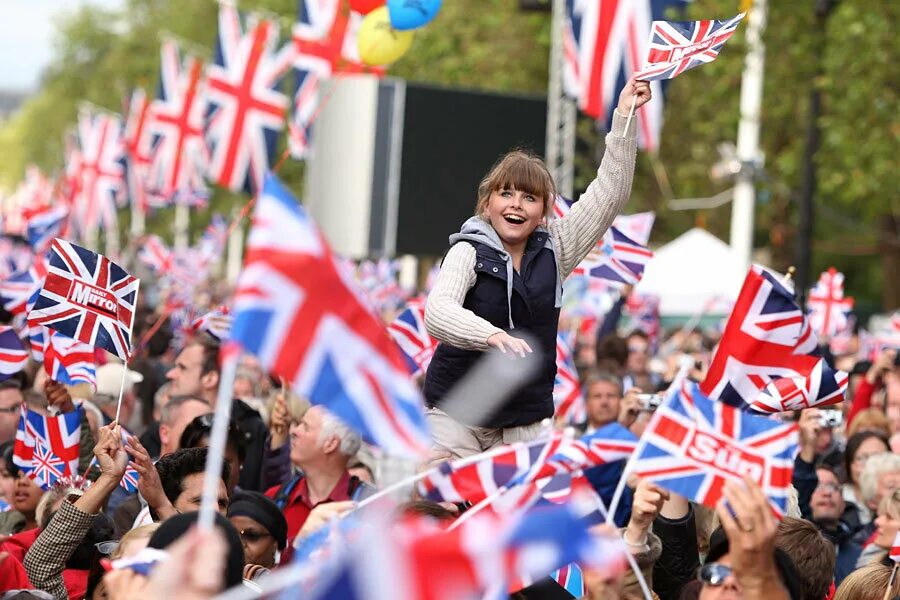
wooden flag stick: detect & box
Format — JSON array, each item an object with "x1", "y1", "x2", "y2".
[
  {"x1": 622, "y1": 93, "x2": 638, "y2": 138},
  {"x1": 884, "y1": 562, "x2": 898, "y2": 600}
]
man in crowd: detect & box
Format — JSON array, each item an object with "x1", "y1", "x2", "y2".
[
  {"x1": 623, "y1": 330, "x2": 661, "y2": 392},
  {"x1": 166, "y1": 335, "x2": 267, "y2": 491},
  {"x1": 774, "y1": 518, "x2": 835, "y2": 600},
  {"x1": 265, "y1": 405, "x2": 368, "y2": 562},
  {"x1": 0, "y1": 378, "x2": 24, "y2": 445},
  {"x1": 157, "y1": 395, "x2": 211, "y2": 459},
  {"x1": 154, "y1": 447, "x2": 230, "y2": 517},
  {"x1": 809, "y1": 465, "x2": 862, "y2": 584},
  {"x1": 581, "y1": 370, "x2": 645, "y2": 434}
]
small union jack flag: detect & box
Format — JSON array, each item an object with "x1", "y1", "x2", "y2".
[
  {"x1": 0, "y1": 258, "x2": 48, "y2": 316},
  {"x1": 634, "y1": 13, "x2": 746, "y2": 82},
  {"x1": 0, "y1": 327, "x2": 28, "y2": 382},
  {"x1": 87, "y1": 426, "x2": 139, "y2": 492},
  {"x1": 191, "y1": 306, "x2": 232, "y2": 341},
  {"x1": 519, "y1": 423, "x2": 638, "y2": 484},
  {"x1": 71, "y1": 110, "x2": 126, "y2": 236},
  {"x1": 230, "y1": 174, "x2": 429, "y2": 458},
  {"x1": 701, "y1": 265, "x2": 848, "y2": 413},
  {"x1": 148, "y1": 39, "x2": 209, "y2": 207},
  {"x1": 123, "y1": 87, "x2": 160, "y2": 216},
  {"x1": 137, "y1": 235, "x2": 174, "y2": 275},
  {"x1": 25, "y1": 205, "x2": 69, "y2": 254},
  {"x1": 28, "y1": 239, "x2": 139, "y2": 360},
  {"x1": 44, "y1": 332, "x2": 97, "y2": 387},
  {"x1": 553, "y1": 336, "x2": 585, "y2": 425},
  {"x1": 387, "y1": 299, "x2": 436, "y2": 377},
  {"x1": 808, "y1": 268, "x2": 854, "y2": 339},
  {"x1": 205, "y1": 4, "x2": 294, "y2": 193},
  {"x1": 14, "y1": 404, "x2": 82, "y2": 490},
  {"x1": 630, "y1": 379, "x2": 798, "y2": 518}
]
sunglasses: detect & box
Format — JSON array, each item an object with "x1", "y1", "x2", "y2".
[
  {"x1": 95, "y1": 540, "x2": 119, "y2": 556},
  {"x1": 698, "y1": 563, "x2": 733, "y2": 586},
  {"x1": 238, "y1": 528, "x2": 272, "y2": 544}
]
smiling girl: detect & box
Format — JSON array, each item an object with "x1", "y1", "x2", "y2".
[{"x1": 423, "y1": 78, "x2": 651, "y2": 458}]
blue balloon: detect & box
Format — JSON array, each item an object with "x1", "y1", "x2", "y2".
[{"x1": 387, "y1": 0, "x2": 442, "y2": 31}]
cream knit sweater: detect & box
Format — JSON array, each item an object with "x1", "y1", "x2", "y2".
[{"x1": 425, "y1": 110, "x2": 638, "y2": 351}]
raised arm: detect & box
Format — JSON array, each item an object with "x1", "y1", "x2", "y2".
[{"x1": 549, "y1": 78, "x2": 650, "y2": 278}]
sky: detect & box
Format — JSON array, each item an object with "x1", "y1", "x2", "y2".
[{"x1": 0, "y1": 0, "x2": 123, "y2": 92}]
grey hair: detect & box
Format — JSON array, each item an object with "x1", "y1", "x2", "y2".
[
  {"x1": 154, "y1": 382, "x2": 172, "y2": 408},
  {"x1": 860, "y1": 452, "x2": 900, "y2": 505},
  {"x1": 160, "y1": 395, "x2": 210, "y2": 426},
  {"x1": 318, "y1": 409, "x2": 361, "y2": 457},
  {"x1": 36, "y1": 485, "x2": 83, "y2": 529},
  {"x1": 580, "y1": 370, "x2": 624, "y2": 397}
]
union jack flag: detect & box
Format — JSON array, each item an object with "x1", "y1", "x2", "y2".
[
  {"x1": 553, "y1": 336, "x2": 585, "y2": 425},
  {"x1": 289, "y1": 0, "x2": 383, "y2": 158},
  {"x1": 122, "y1": 88, "x2": 159, "y2": 215},
  {"x1": 572, "y1": 226, "x2": 653, "y2": 286},
  {"x1": 630, "y1": 379, "x2": 798, "y2": 518},
  {"x1": 520, "y1": 423, "x2": 638, "y2": 484},
  {"x1": 137, "y1": 235, "x2": 174, "y2": 275},
  {"x1": 387, "y1": 299, "x2": 436, "y2": 377},
  {"x1": 808, "y1": 268, "x2": 854, "y2": 339},
  {"x1": 563, "y1": 0, "x2": 689, "y2": 151},
  {"x1": 43, "y1": 331, "x2": 97, "y2": 387},
  {"x1": 891, "y1": 531, "x2": 900, "y2": 563},
  {"x1": 634, "y1": 13, "x2": 746, "y2": 82},
  {"x1": 0, "y1": 258, "x2": 47, "y2": 316},
  {"x1": 0, "y1": 326, "x2": 28, "y2": 381},
  {"x1": 613, "y1": 211, "x2": 655, "y2": 247},
  {"x1": 700, "y1": 265, "x2": 848, "y2": 413},
  {"x1": 71, "y1": 110, "x2": 126, "y2": 236},
  {"x1": 28, "y1": 239, "x2": 139, "y2": 360},
  {"x1": 148, "y1": 39, "x2": 209, "y2": 207},
  {"x1": 198, "y1": 213, "x2": 228, "y2": 264},
  {"x1": 230, "y1": 174, "x2": 429, "y2": 457},
  {"x1": 625, "y1": 293, "x2": 661, "y2": 351},
  {"x1": 87, "y1": 426, "x2": 139, "y2": 492},
  {"x1": 417, "y1": 434, "x2": 567, "y2": 505},
  {"x1": 205, "y1": 3, "x2": 295, "y2": 193},
  {"x1": 191, "y1": 306, "x2": 233, "y2": 341},
  {"x1": 25, "y1": 205, "x2": 69, "y2": 254},
  {"x1": 14, "y1": 404, "x2": 82, "y2": 490}
]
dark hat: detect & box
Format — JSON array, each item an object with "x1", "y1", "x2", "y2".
[
  {"x1": 227, "y1": 490, "x2": 288, "y2": 550},
  {"x1": 147, "y1": 511, "x2": 244, "y2": 589},
  {"x1": 706, "y1": 528, "x2": 803, "y2": 600},
  {"x1": 850, "y1": 360, "x2": 872, "y2": 376}
]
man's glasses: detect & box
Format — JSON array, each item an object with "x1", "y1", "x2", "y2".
[
  {"x1": 816, "y1": 482, "x2": 841, "y2": 493},
  {"x1": 0, "y1": 403, "x2": 22, "y2": 415},
  {"x1": 698, "y1": 563, "x2": 733, "y2": 586},
  {"x1": 95, "y1": 540, "x2": 119, "y2": 555},
  {"x1": 238, "y1": 528, "x2": 272, "y2": 544}
]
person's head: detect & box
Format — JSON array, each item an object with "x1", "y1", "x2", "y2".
[
  {"x1": 0, "y1": 379, "x2": 24, "y2": 444},
  {"x1": 36, "y1": 483, "x2": 84, "y2": 529},
  {"x1": 811, "y1": 465, "x2": 846, "y2": 524},
  {"x1": 227, "y1": 490, "x2": 287, "y2": 569},
  {"x1": 859, "y1": 452, "x2": 900, "y2": 511},
  {"x1": 474, "y1": 150, "x2": 555, "y2": 248},
  {"x1": 289, "y1": 406, "x2": 361, "y2": 472},
  {"x1": 834, "y1": 563, "x2": 900, "y2": 600},
  {"x1": 774, "y1": 518, "x2": 835, "y2": 600},
  {"x1": 582, "y1": 371, "x2": 623, "y2": 428},
  {"x1": 110, "y1": 523, "x2": 160, "y2": 560},
  {"x1": 843, "y1": 431, "x2": 889, "y2": 488},
  {"x1": 0, "y1": 442, "x2": 17, "y2": 504},
  {"x1": 872, "y1": 488, "x2": 900, "y2": 549},
  {"x1": 93, "y1": 363, "x2": 143, "y2": 424},
  {"x1": 148, "y1": 511, "x2": 244, "y2": 591},
  {"x1": 699, "y1": 528, "x2": 801, "y2": 600},
  {"x1": 158, "y1": 394, "x2": 211, "y2": 457},
  {"x1": 625, "y1": 331, "x2": 651, "y2": 374},
  {"x1": 179, "y1": 414, "x2": 247, "y2": 495},
  {"x1": 847, "y1": 408, "x2": 891, "y2": 439},
  {"x1": 166, "y1": 336, "x2": 220, "y2": 403},
  {"x1": 67, "y1": 512, "x2": 115, "y2": 570},
  {"x1": 232, "y1": 367, "x2": 262, "y2": 401},
  {"x1": 596, "y1": 334, "x2": 628, "y2": 375},
  {"x1": 400, "y1": 500, "x2": 458, "y2": 521},
  {"x1": 152, "y1": 381, "x2": 172, "y2": 422},
  {"x1": 153, "y1": 447, "x2": 229, "y2": 516},
  {"x1": 12, "y1": 472, "x2": 44, "y2": 521}
]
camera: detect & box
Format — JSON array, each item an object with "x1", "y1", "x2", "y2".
[
  {"x1": 636, "y1": 393, "x2": 663, "y2": 412},
  {"x1": 819, "y1": 411, "x2": 843, "y2": 429}
]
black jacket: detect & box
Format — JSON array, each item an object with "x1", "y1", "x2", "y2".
[
  {"x1": 424, "y1": 233, "x2": 560, "y2": 429},
  {"x1": 652, "y1": 505, "x2": 700, "y2": 600},
  {"x1": 232, "y1": 399, "x2": 269, "y2": 492}
]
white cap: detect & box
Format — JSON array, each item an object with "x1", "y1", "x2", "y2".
[{"x1": 95, "y1": 363, "x2": 144, "y2": 400}]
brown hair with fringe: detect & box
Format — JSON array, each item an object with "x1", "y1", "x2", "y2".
[{"x1": 474, "y1": 150, "x2": 557, "y2": 220}]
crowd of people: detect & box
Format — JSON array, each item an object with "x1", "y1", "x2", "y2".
[{"x1": 0, "y1": 79, "x2": 897, "y2": 600}]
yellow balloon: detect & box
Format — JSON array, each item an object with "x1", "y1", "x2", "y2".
[{"x1": 357, "y1": 6, "x2": 414, "y2": 66}]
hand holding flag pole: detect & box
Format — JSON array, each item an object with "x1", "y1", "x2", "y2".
[{"x1": 617, "y1": 78, "x2": 652, "y2": 139}]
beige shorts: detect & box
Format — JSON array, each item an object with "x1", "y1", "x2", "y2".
[{"x1": 425, "y1": 406, "x2": 546, "y2": 460}]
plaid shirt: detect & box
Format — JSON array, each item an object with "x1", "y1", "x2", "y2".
[{"x1": 23, "y1": 500, "x2": 95, "y2": 600}]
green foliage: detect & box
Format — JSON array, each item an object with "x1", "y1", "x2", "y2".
[{"x1": 0, "y1": 0, "x2": 895, "y2": 306}]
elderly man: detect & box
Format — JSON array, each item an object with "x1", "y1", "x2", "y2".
[
  {"x1": 810, "y1": 465, "x2": 862, "y2": 584},
  {"x1": 265, "y1": 406, "x2": 370, "y2": 562},
  {"x1": 856, "y1": 452, "x2": 900, "y2": 543}
]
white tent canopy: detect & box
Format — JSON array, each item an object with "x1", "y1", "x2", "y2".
[{"x1": 636, "y1": 228, "x2": 746, "y2": 317}]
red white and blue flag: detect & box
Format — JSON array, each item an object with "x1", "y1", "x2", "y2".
[
  {"x1": 137, "y1": 235, "x2": 174, "y2": 275},
  {"x1": 191, "y1": 306, "x2": 233, "y2": 341},
  {"x1": 28, "y1": 239, "x2": 139, "y2": 360},
  {"x1": 890, "y1": 531, "x2": 900, "y2": 563},
  {"x1": 700, "y1": 265, "x2": 848, "y2": 413},
  {"x1": 520, "y1": 423, "x2": 638, "y2": 484},
  {"x1": 43, "y1": 332, "x2": 97, "y2": 387},
  {"x1": 572, "y1": 226, "x2": 653, "y2": 286},
  {"x1": 634, "y1": 13, "x2": 746, "y2": 82},
  {"x1": 387, "y1": 299, "x2": 436, "y2": 377},
  {"x1": 13, "y1": 405, "x2": 82, "y2": 490},
  {"x1": 807, "y1": 268, "x2": 854, "y2": 339},
  {"x1": 630, "y1": 379, "x2": 798, "y2": 518},
  {"x1": 25, "y1": 205, "x2": 69, "y2": 255},
  {"x1": 205, "y1": 4, "x2": 294, "y2": 193},
  {"x1": 122, "y1": 88, "x2": 160, "y2": 215},
  {"x1": 148, "y1": 39, "x2": 210, "y2": 207},
  {"x1": 553, "y1": 336, "x2": 585, "y2": 425},
  {"x1": 0, "y1": 327, "x2": 28, "y2": 381},
  {"x1": 230, "y1": 174, "x2": 429, "y2": 457},
  {"x1": 563, "y1": 0, "x2": 689, "y2": 151},
  {"x1": 71, "y1": 110, "x2": 126, "y2": 236},
  {"x1": 0, "y1": 258, "x2": 47, "y2": 316}
]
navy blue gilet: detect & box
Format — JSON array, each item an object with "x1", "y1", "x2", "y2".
[{"x1": 423, "y1": 233, "x2": 560, "y2": 429}]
